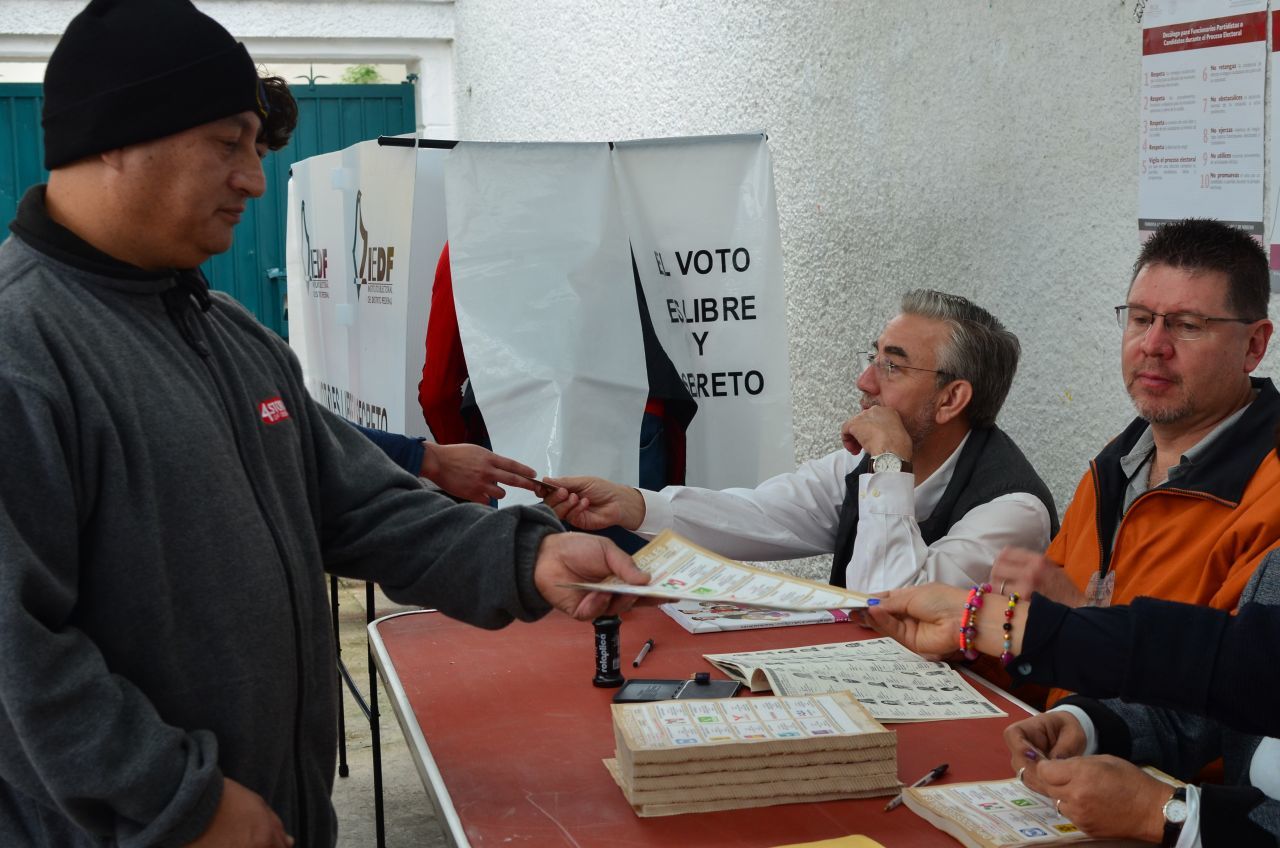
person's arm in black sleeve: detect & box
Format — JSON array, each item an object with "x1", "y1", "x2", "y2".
[
  {"x1": 1200, "y1": 785, "x2": 1279, "y2": 847},
  {"x1": 1012, "y1": 594, "x2": 1280, "y2": 737}
]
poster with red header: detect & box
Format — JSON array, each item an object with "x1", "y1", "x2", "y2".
[{"x1": 1138, "y1": 0, "x2": 1265, "y2": 242}]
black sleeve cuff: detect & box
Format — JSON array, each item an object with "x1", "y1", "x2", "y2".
[
  {"x1": 1057, "y1": 695, "x2": 1132, "y2": 760},
  {"x1": 1010, "y1": 594, "x2": 1129, "y2": 698},
  {"x1": 1199, "y1": 784, "x2": 1272, "y2": 847},
  {"x1": 1008, "y1": 592, "x2": 1072, "y2": 685}
]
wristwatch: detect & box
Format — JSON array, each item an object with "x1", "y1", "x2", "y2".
[
  {"x1": 1160, "y1": 787, "x2": 1188, "y2": 847},
  {"x1": 870, "y1": 452, "x2": 913, "y2": 474}
]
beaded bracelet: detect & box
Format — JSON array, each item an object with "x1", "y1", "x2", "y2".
[
  {"x1": 958, "y1": 582, "x2": 991, "y2": 661},
  {"x1": 999, "y1": 592, "x2": 1021, "y2": 667}
]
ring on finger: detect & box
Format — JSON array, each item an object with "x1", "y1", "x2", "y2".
[
  {"x1": 1016, "y1": 766, "x2": 1026, "y2": 783},
  {"x1": 1055, "y1": 798, "x2": 1063, "y2": 816},
  {"x1": 999, "y1": 579, "x2": 1008, "y2": 595}
]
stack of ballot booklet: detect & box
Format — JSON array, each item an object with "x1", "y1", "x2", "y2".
[
  {"x1": 606, "y1": 691, "x2": 900, "y2": 816},
  {"x1": 704, "y1": 638, "x2": 1005, "y2": 723},
  {"x1": 903, "y1": 774, "x2": 1178, "y2": 847}
]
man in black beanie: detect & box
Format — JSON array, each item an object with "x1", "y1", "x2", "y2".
[{"x1": 0, "y1": 2, "x2": 646, "y2": 846}]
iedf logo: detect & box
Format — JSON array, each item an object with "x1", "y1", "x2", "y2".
[
  {"x1": 351, "y1": 190, "x2": 396, "y2": 304},
  {"x1": 300, "y1": 200, "x2": 329, "y2": 296}
]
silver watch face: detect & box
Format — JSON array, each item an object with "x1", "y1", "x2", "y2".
[
  {"x1": 872, "y1": 453, "x2": 902, "y2": 473},
  {"x1": 1163, "y1": 798, "x2": 1188, "y2": 824}
]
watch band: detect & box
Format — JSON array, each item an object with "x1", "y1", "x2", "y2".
[{"x1": 1161, "y1": 787, "x2": 1188, "y2": 847}]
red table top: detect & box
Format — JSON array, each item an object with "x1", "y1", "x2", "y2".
[{"x1": 370, "y1": 605, "x2": 1036, "y2": 847}]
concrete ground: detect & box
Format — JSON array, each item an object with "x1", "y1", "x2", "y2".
[{"x1": 329, "y1": 578, "x2": 449, "y2": 848}]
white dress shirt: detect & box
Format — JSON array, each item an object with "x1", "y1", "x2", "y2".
[{"x1": 635, "y1": 432, "x2": 1052, "y2": 592}]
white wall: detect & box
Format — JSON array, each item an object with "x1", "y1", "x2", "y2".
[{"x1": 452, "y1": 0, "x2": 1277, "y2": 512}]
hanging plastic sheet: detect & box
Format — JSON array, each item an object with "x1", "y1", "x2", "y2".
[
  {"x1": 613, "y1": 134, "x2": 793, "y2": 488},
  {"x1": 445, "y1": 142, "x2": 649, "y2": 504}
]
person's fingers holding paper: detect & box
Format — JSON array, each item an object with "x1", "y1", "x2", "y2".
[
  {"x1": 532, "y1": 532, "x2": 649, "y2": 620},
  {"x1": 865, "y1": 583, "x2": 968, "y2": 659}
]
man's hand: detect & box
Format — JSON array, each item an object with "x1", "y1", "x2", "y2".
[
  {"x1": 862, "y1": 584, "x2": 969, "y2": 659},
  {"x1": 840, "y1": 406, "x2": 913, "y2": 460},
  {"x1": 1029, "y1": 755, "x2": 1171, "y2": 842},
  {"x1": 420, "y1": 443, "x2": 538, "y2": 504},
  {"x1": 532, "y1": 532, "x2": 651, "y2": 620},
  {"x1": 1004, "y1": 712, "x2": 1087, "y2": 779},
  {"x1": 989, "y1": 547, "x2": 1085, "y2": 607},
  {"x1": 540, "y1": 476, "x2": 646, "y2": 531},
  {"x1": 186, "y1": 778, "x2": 292, "y2": 847}
]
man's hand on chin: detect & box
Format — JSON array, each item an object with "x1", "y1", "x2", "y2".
[{"x1": 841, "y1": 405, "x2": 913, "y2": 460}]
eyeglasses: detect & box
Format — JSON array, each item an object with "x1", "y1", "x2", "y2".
[
  {"x1": 1114, "y1": 305, "x2": 1260, "y2": 341},
  {"x1": 860, "y1": 351, "x2": 953, "y2": 380}
]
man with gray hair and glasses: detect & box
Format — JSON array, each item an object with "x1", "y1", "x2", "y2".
[
  {"x1": 542, "y1": 289, "x2": 1059, "y2": 592},
  {"x1": 992, "y1": 220, "x2": 1280, "y2": 673}
]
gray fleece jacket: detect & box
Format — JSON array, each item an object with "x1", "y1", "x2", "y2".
[{"x1": 0, "y1": 215, "x2": 559, "y2": 846}]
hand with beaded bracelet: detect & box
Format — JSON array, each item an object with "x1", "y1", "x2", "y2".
[{"x1": 864, "y1": 582, "x2": 1028, "y2": 662}]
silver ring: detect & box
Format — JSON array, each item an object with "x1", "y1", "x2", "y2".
[
  {"x1": 1016, "y1": 766, "x2": 1026, "y2": 783},
  {"x1": 1055, "y1": 798, "x2": 1063, "y2": 816},
  {"x1": 999, "y1": 579, "x2": 1008, "y2": 595}
]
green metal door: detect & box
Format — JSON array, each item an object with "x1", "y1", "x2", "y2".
[
  {"x1": 0, "y1": 84, "x2": 46, "y2": 229},
  {"x1": 0, "y1": 82, "x2": 417, "y2": 339}
]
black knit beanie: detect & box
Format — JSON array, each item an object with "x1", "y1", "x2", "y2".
[{"x1": 42, "y1": 0, "x2": 267, "y2": 169}]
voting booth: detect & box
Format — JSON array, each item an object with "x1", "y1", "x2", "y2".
[{"x1": 285, "y1": 134, "x2": 795, "y2": 501}]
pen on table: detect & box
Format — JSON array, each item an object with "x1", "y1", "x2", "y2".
[
  {"x1": 883, "y1": 762, "x2": 948, "y2": 812},
  {"x1": 632, "y1": 638, "x2": 654, "y2": 667}
]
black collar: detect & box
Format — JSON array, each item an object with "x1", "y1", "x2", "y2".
[
  {"x1": 9, "y1": 184, "x2": 171, "y2": 282},
  {"x1": 1094, "y1": 377, "x2": 1280, "y2": 506}
]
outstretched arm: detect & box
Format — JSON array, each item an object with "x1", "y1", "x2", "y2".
[{"x1": 421, "y1": 442, "x2": 538, "y2": 504}]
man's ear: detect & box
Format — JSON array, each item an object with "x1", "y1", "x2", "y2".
[
  {"x1": 1243, "y1": 319, "x2": 1273, "y2": 372},
  {"x1": 935, "y1": 380, "x2": 972, "y2": 425},
  {"x1": 99, "y1": 146, "x2": 131, "y2": 173}
]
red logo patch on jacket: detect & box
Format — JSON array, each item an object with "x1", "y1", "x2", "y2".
[{"x1": 259, "y1": 396, "x2": 291, "y2": 424}]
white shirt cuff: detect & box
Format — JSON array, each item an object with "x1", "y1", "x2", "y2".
[
  {"x1": 857, "y1": 470, "x2": 915, "y2": 515},
  {"x1": 1175, "y1": 784, "x2": 1201, "y2": 848},
  {"x1": 635, "y1": 488, "x2": 673, "y2": 537},
  {"x1": 1049, "y1": 704, "x2": 1098, "y2": 756}
]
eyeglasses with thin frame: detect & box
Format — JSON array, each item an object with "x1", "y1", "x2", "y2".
[
  {"x1": 1114, "y1": 305, "x2": 1261, "y2": 341},
  {"x1": 860, "y1": 350, "x2": 954, "y2": 380}
]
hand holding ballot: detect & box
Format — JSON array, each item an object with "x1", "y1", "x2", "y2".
[
  {"x1": 533, "y1": 533, "x2": 651, "y2": 620},
  {"x1": 1024, "y1": 755, "x2": 1173, "y2": 843},
  {"x1": 1006, "y1": 711, "x2": 1168, "y2": 842},
  {"x1": 560, "y1": 531, "x2": 869, "y2": 611},
  {"x1": 540, "y1": 475, "x2": 647, "y2": 531},
  {"x1": 863, "y1": 583, "x2": 992, "y2": 660}
]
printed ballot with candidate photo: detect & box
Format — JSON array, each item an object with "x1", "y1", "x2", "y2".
[{"x1": 563, "y1": 530, "x2": 870, "y2": 611}]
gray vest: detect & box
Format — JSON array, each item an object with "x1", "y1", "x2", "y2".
[{"x1": 828, "y1": 426, "x2": 1059, "y2": 588}]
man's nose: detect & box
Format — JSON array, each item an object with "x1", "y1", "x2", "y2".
[
  {"x1": 231, "y1": 157, "x2": 266, "y2": 198},
  {"x1": 856, "y1": 361, "x2": 878, "y2": 393},
  {"x1": 1138, "y1": 315, "x2": 1176, "y2": 357}
]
